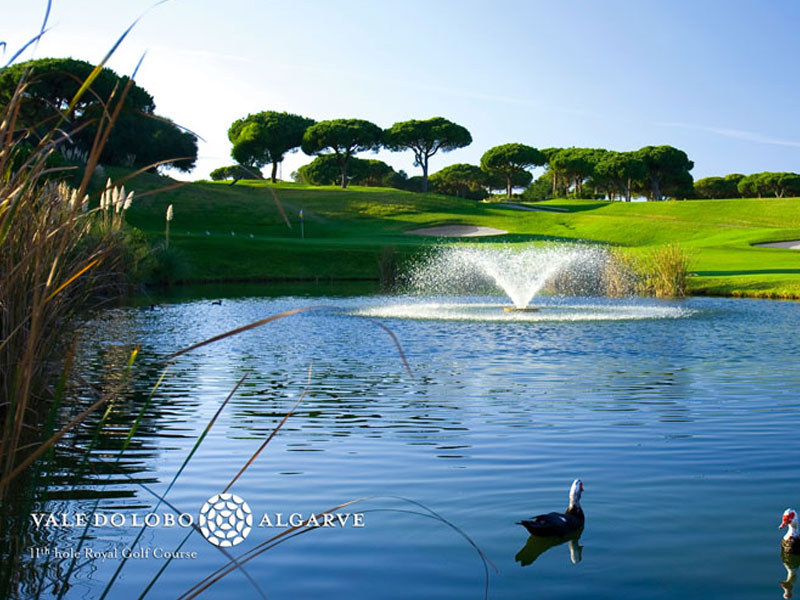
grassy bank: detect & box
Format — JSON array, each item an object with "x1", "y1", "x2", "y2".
[{"x1": 121, "y1": 172, "x2": 800, "y2": 297}]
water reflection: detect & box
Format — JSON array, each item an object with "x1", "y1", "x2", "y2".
[
  {"x1": 781, "y1": 552, "x2": 800, "y2": 598},
  {"x1": 15, "y1": 294, "x2": 800, "y2": 599},
  {"x1": 515, "y1": 531, "x2": 584, "y2": 567}
]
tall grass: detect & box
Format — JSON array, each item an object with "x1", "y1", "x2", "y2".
[
  {"x1": 639, "y1": 243, "x2": 693, "y2": 298},
  {"x1": 0, "y1": 40, "x2": 148, "y2": 493},
  {"x1": 604, "y1": 244, "x2": 694, "y2": 298}
]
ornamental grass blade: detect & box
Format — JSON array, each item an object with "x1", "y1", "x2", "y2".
[
  {"x1": 43, "y1": 258, "x2": 100, "y2": 303},
  {"x1": 2, "y1": 30, "x2": 49, "y2": 70},
  {"x1": 136, "y1": 368, "x2": 309, "y2": 598},
  {"x1": 99, "y1": 374, "x2": 248, "y2": 600},
  {"x1": 179, "y1": 495, "x2": 494, "y2": 600},
  {"x1": 81, "y1": 455, "x2": 267, "y2": 600},
  {"x1": 178, "y1": 497, "x2": 368, "y2": 600},
  {"x1": 267, "y1": 185, "x2": 291, "y2": 229},
  {"x1": 223, "y1": 365, "x2": 311, "y2": 493},
  {"x1": 168, "y1": 306, "x2": 326, "y2": 359},
  {"x1": 67, "y1": 0, "x2": 170, "y2": 113},
  {"x1": 0, "y1": 348, "x2": 138, "y2": 492}
]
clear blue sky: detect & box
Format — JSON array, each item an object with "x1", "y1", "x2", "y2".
[{"x1": 4, "y1": 0, "x2": 800, "y2": 182}]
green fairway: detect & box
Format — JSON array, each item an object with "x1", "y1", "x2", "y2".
[{"x1": 122, "y1": 172, "x2": 800, "y2": 297}]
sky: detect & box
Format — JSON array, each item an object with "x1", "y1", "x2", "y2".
[{"x1": 3, "y1": 0, "x2": 800, "y2": 182}]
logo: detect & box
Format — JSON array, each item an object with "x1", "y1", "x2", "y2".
[{"x1": 198, "y1": 493, "x2": 253, "y2": 547}]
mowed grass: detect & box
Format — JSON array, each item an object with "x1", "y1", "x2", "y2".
[{"x1": 120, "y1": 171, "x2": 800, "y2": 297}]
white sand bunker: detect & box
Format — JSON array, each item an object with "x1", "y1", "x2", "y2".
[
  {"x1": 405, "y1": 225, "x2": 507, "y2": 237},
  {"x1": 753, "y1": 240, "x2": 800, "y2": 249}
]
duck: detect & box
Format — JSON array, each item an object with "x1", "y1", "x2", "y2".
[
  {"x1": 518, "y1": 479, "x2": 584, "y2": 537},
  {"x1": 781, "y1": 509, "x2": 800, "y2": 554},
  {"x1": 211, "y1": 299, "x2": 222, "y2": 306}
]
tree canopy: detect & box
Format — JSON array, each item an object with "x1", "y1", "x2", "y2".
[
  {"x1": 694, "y1": 174, "x2": 743, "y2": 199},
  {"x1": 635, "y1": 145, "x2": 694, "y2": 201},
  {"x1": 485, "y1": 169, "x2": 533, "y2": 194},
  {"x1": 383, "y1": 117, "x2": 472, "y2": 192},
  {"x1": 296, "y1": 154, "x2": 403, "y2": 188},
  {"x1": 429, "y1": 163, "x2": 488, "y2": 199},
  {"x1": 228, "y1": 111, "x2": 315, "y2": 182},
  {"x1": 480, "y1": 143, "x2": 545, "y2": 198},
  {"x1": 737, "y1": 172, "x2": 800, "y2": 198},
  {"x1": 522, "y1": 173, "x2": 556, "y2": 202},
  {"x1": 0, "y1": 57, "x2": 197, "y2": 172},
  {"x1": 594, "y1": 151, "x2": 647, "y2": 202},
  {"x1": 301, "y1": 119, "x2": 383, "y2": 188},
  {"x1": 547, "y1": 148, "x2": 603, "y2": 199}
]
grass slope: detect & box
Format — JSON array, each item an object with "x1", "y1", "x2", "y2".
[{"x1": 121, "y1": 172, "x2": 800, "y2": 297}]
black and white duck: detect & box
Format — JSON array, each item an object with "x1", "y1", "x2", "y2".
[{"x1": 518, "y1": 479, "x2": 584, "y2": 537}]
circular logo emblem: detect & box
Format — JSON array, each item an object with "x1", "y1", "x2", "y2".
[{"x1": 198, "y1": 493, "x2": 253, "y2": 547}]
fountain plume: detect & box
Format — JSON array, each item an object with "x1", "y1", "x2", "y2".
[{"x1": 407, "y1": 244, "x2": 610, "y2": 308}]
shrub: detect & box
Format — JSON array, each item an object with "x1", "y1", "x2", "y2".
[{"x1": 148, "y1": 243, "x2": 189, "y2": 286}]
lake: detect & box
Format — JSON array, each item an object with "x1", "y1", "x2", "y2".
[{"x1": 19, "y1": 291, "x2": 800, "y2": 599}]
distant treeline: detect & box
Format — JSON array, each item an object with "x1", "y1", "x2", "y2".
[
  {"x1": 215, "y1": 110, "x2": 800, "y2": 201},
  {"x1": 216, "y1": 110, "x2": 702, "y2": 201},
  {"x1": 4, "y1": 59, "x2": 793, "y2": 201},
  {"x1": 693, "y1": 172, "x2": 800, "y2": 199}
]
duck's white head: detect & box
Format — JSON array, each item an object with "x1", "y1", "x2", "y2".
[
  {"x1": 569, "y1": 479, "x2": 584, "y2": 508},
  {"x1": 780, "y1": 508, "x2": 799, "y2": 539}
]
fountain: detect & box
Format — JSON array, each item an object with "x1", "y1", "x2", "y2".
[
  {"x1": 407, "y1": 244, "x2": 608, "y2": 309},
  {"x1": 353, "y1": 243, "x2": 693, "y2": 323}
]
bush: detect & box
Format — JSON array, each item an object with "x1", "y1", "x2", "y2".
[
  {"x1": 522, "y1": 174, "x2": 555, "y2": 202},
  {"x1": 210, "y1": 164, "x2": 263, "y2": 182},
  {"x1": 694, "y1": 174, "x2": 743, "y2": 199},
  {"x1": 428, "y1": 164, "x2": 488, "y2": 200},
  {"x1": 297, "y1": 155, "x2": 404, "y2": 188},
  {"x1": 148, "y1": 243, "x2": 189, "y2": 286}
]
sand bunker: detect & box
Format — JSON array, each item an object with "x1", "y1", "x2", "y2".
[
  {"x1": 753, "y1": 240, "x2": 800, "y2": 249},
  {"x1": 405, "y1": 225, "x2": 508, "y2": 237}
]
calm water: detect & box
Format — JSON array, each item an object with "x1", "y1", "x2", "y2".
[{"x1": 21, "y1": 292, "x2": 800, "y2": 599}]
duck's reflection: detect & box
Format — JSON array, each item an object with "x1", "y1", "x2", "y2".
[
  {"x1": 515, "y1": 530, "x2": 584, "y2": 567},
  {"x1": 780, "y1": 552, "x2": 800, "y2": 598}
]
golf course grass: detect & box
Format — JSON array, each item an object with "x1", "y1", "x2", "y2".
[{"x1": 120, "y1": 170, "x2": 800, "y2": 298}]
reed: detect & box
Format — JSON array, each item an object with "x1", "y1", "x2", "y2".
[
  {"x1": 639, "y1": 243, "x2": 694, "y2": 298},
  {"x1": 0, "y1": 31, "x2": 148, "y2": 492},
  {"x1": 602, "y1": 244, "x2": 694, "y2": 298}
]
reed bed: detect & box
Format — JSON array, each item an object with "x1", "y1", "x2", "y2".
[
  {"x1": 0, "y1": 4, "x2": 188, "y2": 493},
  {"x1": 0, "y1": 43, "x2": 155, "y2": 595},
  {"x1": 640, "y1": 243, "x2": 693, "y2": 298},
  {"x1": 0, "y1": 76, "x2": 139, "y2": 491},
  {"x1": 603, "y1": 243, "x2": 694, "y2": 298}
]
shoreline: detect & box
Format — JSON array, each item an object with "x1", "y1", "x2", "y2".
[{"x1": 135, "y1": 277, "x2": 800, "y2": 301}]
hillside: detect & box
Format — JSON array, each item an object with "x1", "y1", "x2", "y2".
[{"x1": 121, "y1": 173, "x2": 800, "y2": 297}]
